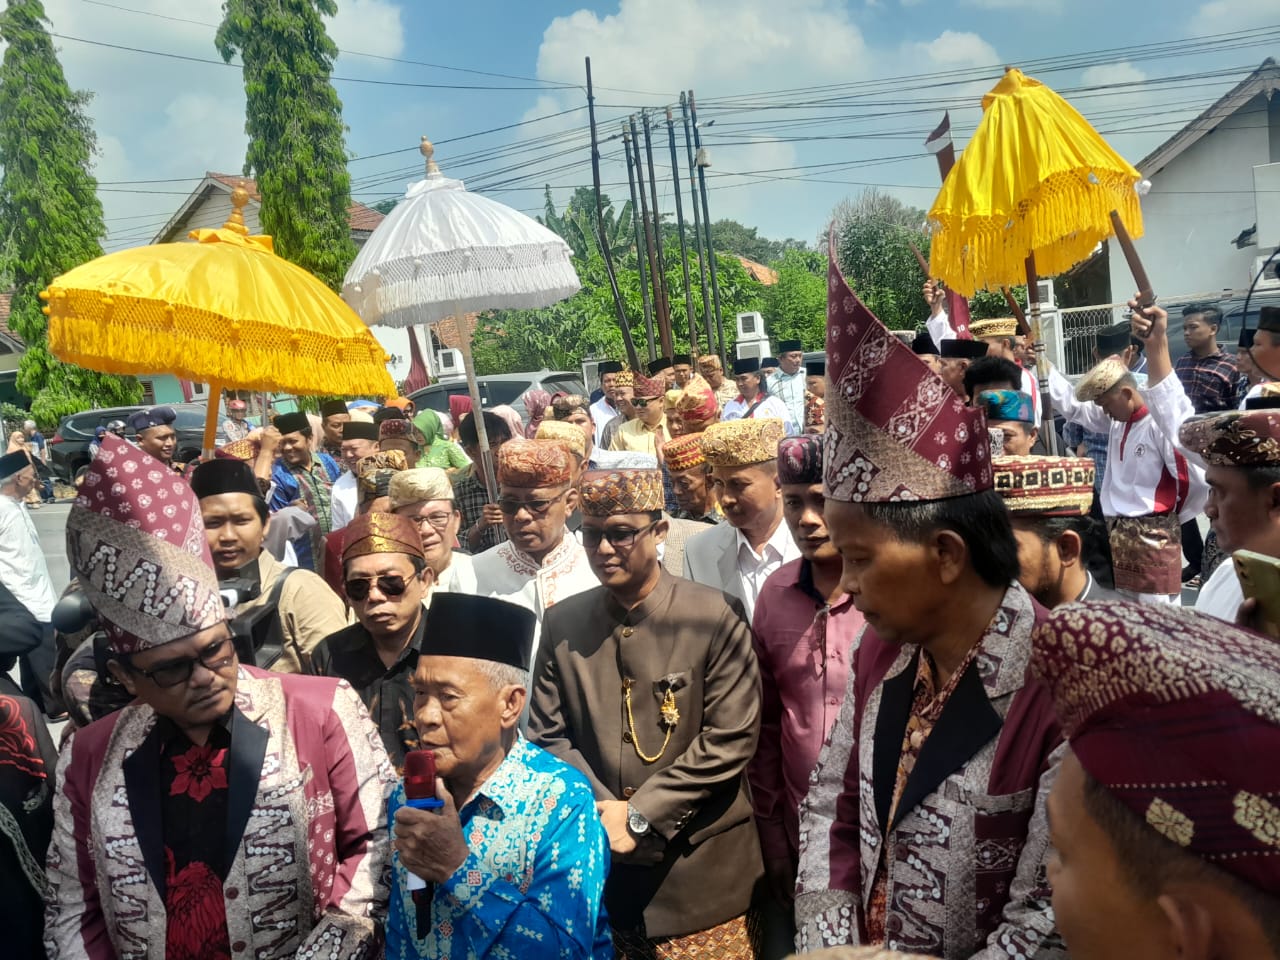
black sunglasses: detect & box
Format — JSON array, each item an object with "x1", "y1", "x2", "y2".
[
  {"x1": 498, "y1": 489, "x2": 569, "y2": 516},
  {"x1": 132, "y1": 634, "x2": 236, "y2": 688},
  {"x1": 345, "y1": 575, "x2": 411, "y2": 602},
  {"x1": 630, "y1": 397, "x2": 658, "y2": 408},
  {"x1": 582, "y1": 521, "x2": 658, "y2": 550}
]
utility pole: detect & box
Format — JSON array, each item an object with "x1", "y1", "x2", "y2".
[
  {"x1": 688, "y1": 90, "x2": 726, "y2": 363},
  {"x1": 666, "y1": 106, "x2": 698, "y2": 355},
  {"x1": 585, "y1": 57, "x2": 639, "y2": 371},
  {"x1": 681, "y1": 92, "x2": 714, "y2": 357},
  {"x1": 641, "y1": 110, "x2": 674, "y2": 358},
  {"x1": 622, "y1": 123, "x2": 656, "y2": 361},
  {"x1": 629, "y1": 114, "x2": 666, "y2": 361}
]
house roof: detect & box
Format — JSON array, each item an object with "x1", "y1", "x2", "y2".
[
  {"x1": 0, "y1": 291, "x2": 22, "y2": 349},
  {"x1": 152, "y1": 172, "x2": 385, "y2": 243},
  {"x1": 1137, "y1": 58, "x2": 1280, "y2": 178},
  {"x1": 736, "y1": 256, "x2": 779, "y2": 285}
]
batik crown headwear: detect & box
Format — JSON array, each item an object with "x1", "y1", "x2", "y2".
[
  {"x1": 388, "y1": 468, "x2": 454, "y2": 509},
  {"x1": 578, "y1": 469, "x2": 665, "y2": 516},
  {"x1": 633, "y1": 372, "x2": 665, "y2": 400},
  {"x1": 497, "y1": 438, "x2": 573, "y2": 488},
  {"x1": 379, "y1": 417, "x2": 423, "y2": 444},
  {"x1": 806, "y1": 392, "x2": 826, "y2": 430},
  {"x1": 535, "y1": 420, "x2": 588, "y2": 461},
  {"x1": 1179, "y1": 408, "x2": 1280, "y2": 466},
  {"x1": 356, "y1": 450, "x2": 407, "y2": 504},
  {"x1": 778, "y1": 435, "x2": 824, "y2": 485},
  {"x1": 977, "y1": 389, "x2": 1036, "y2": 425},
  {"x1": 822, "y1": 244, "x2": 992, "y2": 502},
  {"x1": 968, "y1": 317, "x2": 1019, "y2": 339},
  {"x1": 214, "y1": 438, "x2": 259, "y2": 462},
  {"x1": 342, "y1": 511, "x2": 425, "y2": 563},
  {"x1": 992, "y1": 455, "x2": 1094, "y2": 516},
  {"x1": 65, "y1": 435, "x2": 224, "y2": 655},
  {"x1": 663, "y1": 433, "x2": 707, "y2": 472},
  {"x1": 1075, "y1": 356, "x2": 1130, "y2": 402},
  {"x1": 1032, "y1": 600, "x2": 1280, "y2": 896},
  {"x1": 613, "y1": 370, "x2": 636, "y2": 389},
  {"x1": 674, "y1": 375, "x2": 718, "y2": 426},
  {"x1": 700, "y1": 418, "x2": 786, "y2": 467}
]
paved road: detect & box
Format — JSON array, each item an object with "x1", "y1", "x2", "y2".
[{"x1": 33, "y1": 500, "x2": 72, "y2": 597}]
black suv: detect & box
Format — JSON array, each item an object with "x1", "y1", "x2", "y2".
[{"x1": 48, "y1": 403, "x2": 227, "y2": 480}]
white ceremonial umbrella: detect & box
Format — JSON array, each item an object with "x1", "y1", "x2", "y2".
[{"x1": 343, "y1": 137, "x2": 581, "y2": 498}]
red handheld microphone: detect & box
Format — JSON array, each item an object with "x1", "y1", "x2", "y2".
[{"x1": 401, "y1": 749, "x2": 445, "y2": 892}]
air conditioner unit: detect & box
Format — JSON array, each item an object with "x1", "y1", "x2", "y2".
[
  {"x1": 581, "y1": 358, "x2": 604, "y2": 390},
  {"x1": 736, "y1": 311, "x2": 766, "y2": 342},
  {"x1": 1035, "y1": 279, "x2": 1056, "y2": 309},
  {"x1": 1254, "y1": 252, "x2": 1280, "y2": 290},
  {"x1": 736, "y1": 340, "x2": 769, "y2": 361},
  {"x1": 436, "y1": 349, "x2": 466, "y2": 380}
]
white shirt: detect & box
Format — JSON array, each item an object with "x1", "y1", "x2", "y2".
[
  {"x1": 589, "y1": 396, "x2": 619, "y2": 448},
  {"x1": 0, "y1": 493, "x2": 56, "y2": 621},
  {"x1": 1195, "y1": 560, "x2": 1243, "y2": 622},
  {"x1": 767, "y1": 369, "x2": 807, "y2": 429},
  {"x1": 926, "y1": 308, "x2": 955, "y2": 350},
  {"x1": 1020, "y1": 368, "x2": 1044, "y2": 421},
  {"x1": 733, "y1": 520, "x2": 801, "y2": 622},
  {"x1": 329, "y1": 471, "x2": 358, "y2": 531},
  {"x1": 435, "y1": 551, "x2": 477, "y2": 594},
  {"x1": 720, "y1": 393, "x2": 798, "y2": 435}
]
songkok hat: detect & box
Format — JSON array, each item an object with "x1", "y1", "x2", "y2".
[
  {"x1": 372, "y1": 406, "x2": 407, "y2": 425},
  {"x1": 732, "y1": 357, "x2": 760, "y2": 375},
  {"x1": 190, "y1": 459, "x2": 260, "y2": 500},
  {"x1": 1031, "y1": 600, "x2": 1280, "y2": 897},
  {"x1": 939, "y1": 339, "x2": 989, "y2": 360},
  {"x1": 215, "y1": 438, "x2": 258, "y2": 462},
  {"x1": 1095, "y1": 321, "x2": 1133, "y2": 355},
  {"x1": 356, "y1": 451, "x2": 407, "y2": 504},
  {"x1": 633, "y1": 372, "x2": 665, "y2": 400},
  {"x1": 0, "y1": 450, "x2": 30, "y2": 481},
  {"x1": 674, "y1": 375, "x2": 718, "y2": 426},
  {"x1": 342, "y1": 420, "x2": 379, "y2": 442},
  {"x1": 578, "y1": 468, "x2": 664, "y2": 516},
  {"x1": 664, "y1": 433, "x2": 707, "y2": 473},
  {"x1": 497, "y1": 438, "x2": 572, "y2": 488},
  {"x1": 273, "y1": 411, "x2": 310, "y2": 436},
  {"x1": 598, "y1": 360, "x2": 624, "y2": 375},
  {"x1": 320, "y1": 399, "x2": 349, "y2": 419},
  {"x1": 1179, "y1": 407, "x2": 1280, "y2": 466},
  {"x1": 536, "y1": 420, "x2": 588, "y2": 461},
  {"x1": 806, "y1": 392, "x2": 826, "y2": 430},
  {"x1": 823, "y1": 247, "x2": 992, "y2": 502},
  {"x1": 1075, "y1": 356, "x2": 1130, "y2": 402},
  {"x1": 777, "y1": 339, "x2": 803, "y2": 353},
  {"x1": 66, "y1": 435, "x2": 224, "y2": 655},
  {"x1": 671, "y1": 353, "x2": 692, "y2": 365},
  {"x1": 761, "y1": 357, "x2": 779, "y2": 368},
  {"x1": 969, "y1": 317, "x2": 1019, "y2": 340},
  {"x1": 992, "y1": 455, "x2": 1095, "y2": 516},
  {"x1": 388, "y1": 468, "x2": 454, "y2": 509},
  {"x1": 341, "y1": 511, "x2": 424, "y2": 563},
  {"x1": 128, "y1": 406, "x2": 177, "y2": 433},
  {"x1": 911, "y1": 330, "x2": 940, "y2": 356},
  {"x1": 1260, "y1": 306, "x2": 1280, "y2": 334},
  {"x1": 422, "y1": 594, "x2": 536, "y2": 671},
  {"x1": 379, "y1": 416, "x2": 423, "y2": 444},
  {"x1": 647, "y1": 357, "x2": 674, "y2": 375},
  {"x1": 806, "y1": 360, "x2": 826, "y2": 377},
  {"x1": 613, "y1": 370, "x2": 636, "y2": 389},
  {"x1": 1240, "y1": 327, "x2": 1257, "y2": 349},
  {"x1": 778, "y1": 435, "x2": 824, "y2": 485},
  {"x1": 977, "y1": 389, "x2": 1036, "y2": 425},
  {"x1": 700, "y1": 418, "x2": 785, "y2": 467}
]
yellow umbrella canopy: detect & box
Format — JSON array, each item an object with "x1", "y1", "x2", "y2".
[
  {"x1": 41, "y1": 185, "x2": 394, "y2": 400},
  {"x1": 927, "y1": 68, "x2": 1145, "y2": 297}
]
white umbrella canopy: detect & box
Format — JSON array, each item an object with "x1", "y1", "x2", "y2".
[{"x1": 343, "y1": 138, "x2": 583, "y2": 496}]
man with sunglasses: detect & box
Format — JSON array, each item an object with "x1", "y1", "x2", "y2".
[
  {"x1": 530, "y1": 467, "x2": 763, "y2": 960},
  {"x1": 311, "y1": 511, "x2": 435, "y2": 768},
  {"x1": 47, "y1": 435, "x2": 396, "y2": 960},
  {"x1": 610, "y1": 371, "x2": 671, "y2": 455},
  {"x1": 471, "y1": 439, "x2": 597, "y2": 658},
  {"x1": 388, "y1": 467, "x2": 475, "y2": 594}
]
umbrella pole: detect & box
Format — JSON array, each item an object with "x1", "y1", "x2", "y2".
[
  {"x1": 1025, "y1": 257, "x2": 1059, "y2": 455},
  {"x1": 456, "y1": 308, "x2": 498, "y2": 502},
  {"x1": 203, "y1": 381, "x2": 223, "y2": 458}
]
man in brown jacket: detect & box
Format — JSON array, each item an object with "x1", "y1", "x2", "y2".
[{"x1": 530, "y1": 467, "x2": 764, "y2": 959}]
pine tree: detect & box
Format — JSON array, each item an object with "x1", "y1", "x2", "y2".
[
  {"x1": 217, "y1": 0, "x2": 357, "y2": 290},
  {"x1": 0, "y1": 0, "x2": 141, "y2": 423}
]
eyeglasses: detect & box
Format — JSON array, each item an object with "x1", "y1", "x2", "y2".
[
  {"x1": 411, "y1": 512, "x2": 455, "y2": 531},
  {"x1": 498, "y1": 490, "x2": 569, "y2": 516},
  {"x1": 345, "y1": 574, "x2": 411, "y2": 602},
  {"x1": 582, "y1": 521, "x2": 658, "y2": 551},
  {"x1": 631, "y1": 397, "x2": 658, "y2": 408},
  {"x1": 132, "y1": 634, "x2": 236, "y2": 688}
]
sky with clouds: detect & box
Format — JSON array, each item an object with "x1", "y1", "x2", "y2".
[{"x1": 25, "y1": 0, "x2": 1280, "y2": 251}]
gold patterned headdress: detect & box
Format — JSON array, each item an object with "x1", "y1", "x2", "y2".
[{"x1": 341, "y1": 511, "x2": 425, "y2": 562}]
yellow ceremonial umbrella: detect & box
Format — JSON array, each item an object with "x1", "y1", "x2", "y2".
[
  {"x1": 927, "y1": 68, "x2": 1145, "y2": 298},
  {"x1": 41, "y1": 184, "x2": 395, "y2": 453}
]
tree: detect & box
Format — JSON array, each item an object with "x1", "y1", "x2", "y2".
[
  {"x1": 217, "y1": 0, "x2": 356, "y2": 291},
  {"x1": 538, "y1": 186, "x2": 633, "y2": 261},
  {"x1": 0, "y1": 0, "x2": 141, "y2": 424},
  {"x1": 709, "y1": 219, "x2": 807, "y2": 264},
  {"x1": 825, "y1": 187, "x2": 927, "y2": 245},
  {"x1": 763, "y1": 250, "x2": 827, "y2": 348},
  {"x1": 370, "y1": 197, "x2": 400, "y2": 216}
]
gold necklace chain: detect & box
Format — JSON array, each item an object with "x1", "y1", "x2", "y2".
[{"x1": 623, "y1": 678, "x2": 679, "y2": 764}]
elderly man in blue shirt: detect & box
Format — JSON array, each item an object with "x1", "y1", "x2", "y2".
[{"x1": 387, "y1": 593, "x2": 613, "y2": 960}]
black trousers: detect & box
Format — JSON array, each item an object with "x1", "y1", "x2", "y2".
[{"x1": 1181, "y1": 519, "x2": 1204, "y2": 575}]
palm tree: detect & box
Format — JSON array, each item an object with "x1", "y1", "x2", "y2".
[{"x1": 539, "y1": 185, "x2": 633, "y2": 261}]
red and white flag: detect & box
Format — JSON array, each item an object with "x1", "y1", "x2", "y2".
[{"x1": 925, "y1": 112, "x2": 952, "y2": 155}]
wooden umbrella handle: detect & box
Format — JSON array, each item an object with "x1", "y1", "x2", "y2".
[
  {"x1": 908, "y1": 241, "x2": 931, "y2": 279},
  {"x1": 1002, "y1": 287, "x2": 1028, "y2": 336},
  {"x1": 1110, "y1": 210, "x2": 1156, "y2": 328}
]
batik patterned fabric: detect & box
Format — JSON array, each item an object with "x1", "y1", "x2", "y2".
[
  {"x1": 65, "y1": 434, "x2": 225, "y2": 655},
  {"x1": 700, "y1": 418, "x2": 786, "y2": 467},
  {"x1": 977, "y1": 389, "x2": 1036, "y2": 425},
  {"x1": 386, "y1": 735, "x2": 613, "y2": 960},
  {"x1": 675, "y1": 375, "x2": 719, "y2": 428},
  {"x1": 497, "y1": 438, "x2": 573, "y2": 488},
  {"x1": 663, "y1": 433, "x2": 706, "y2": 473},
  {"x1": 1032, "y1": 600, "x2": 1280, "y2": 895},
  {"x1": 823, "y1": 251, "x2": 992, "y2": 502},
  {"x1": 612, "y1": 912, "x2": 757, "y2": 960},
  {"x1": 634, "y1": 372, "x2": 665, "y2": 400},
  {"x1": 1074, "y1": 356, "x2": 1129, "y2": 402},
  {"x1": 1179, "y1": 407, "x2": 1280, "y2": 466},
  {"x1": 214, "y1": 438, "x2": 258, "y2": 462},
  {"x1": 993, "y1": 456, "x2": 1096, "y2": 516},
  {"x1": 342, "y1": 511, "x2": 425, "y2": 562},
  {"x1": 777, "y1": 434, "x2": 824, "y2": 485},
  {"x1": 536, "y1": 419, "x2": 589, "y2": 461},
  {"x1": 578, "y1": 469, "x2": 665, "y2": 516},
  {"x1": 388, "y1": 467, "x2": 454, "y2": 508},
  {"x1": 805, "y1": 391, "x2": 826, "y2": 431},
  {"x1": 1108, "y1": 513, "x2": 1182, "y2": 595},
  {"x1": 968, "y1": 318, "x2": 1019, "y2": 340}
]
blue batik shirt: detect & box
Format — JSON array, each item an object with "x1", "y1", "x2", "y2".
[{"x1": 386, "y1": 734, "x2": 614, "y2": 960}]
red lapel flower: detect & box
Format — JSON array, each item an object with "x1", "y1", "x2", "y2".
[{"x1": 170, "y1": 744, "x2": 229, "y2": 802}]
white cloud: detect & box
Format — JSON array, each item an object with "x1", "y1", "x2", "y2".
[
  {"x1": 907, "y1": 30, "x2": 999, "y2": 70},
  {"x1": 329, "y1": 0, "x2": 406, "y2": 62},
  {"x1": 1080, "y1": 61, "x2": 1147, "y2": 88},
  {"x1": 1189, "y1": 0, "x2": 1280, "y2": 35},
  {"x1": 964, "y1": 0, "x2": 1062, "y2": 9}
]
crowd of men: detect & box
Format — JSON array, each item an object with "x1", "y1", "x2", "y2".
[{"x1": 1, "y1": 251, "x2": 1279, "y2": 960}]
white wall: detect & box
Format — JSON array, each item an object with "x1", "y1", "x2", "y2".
[{"x1": 1113, "y1": 93, "x2": 1273, "y2": 303}]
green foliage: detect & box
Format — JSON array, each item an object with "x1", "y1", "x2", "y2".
[
  {"x1": 0, "y1": 0, "x2": 142, "y2": 423},
  {"x1": 763, "y1": 250, "x2": 827, "y2": 348},
  {"x1": 709, "y1": 219, "x2": 808, "y2": 264},
  {"x1": 835, "y1": 216, "x2": 932, "y2": 330},
  {"x1": 217, "y1": 0, "x2": 356, "y2": 291},
  {"x1": 538, "y1": 186, "x2": 633, "y2": 261},
  {"x1": 370, "y1": 197, "x2": 400, "y2": 216},
  {"x1": 971, "y1": 286, "x2": 1028, "y2": 321}
]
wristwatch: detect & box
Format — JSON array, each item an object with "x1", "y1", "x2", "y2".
[{"x1": 627, "y1": 803, "x2": 650, "y2": 837}]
